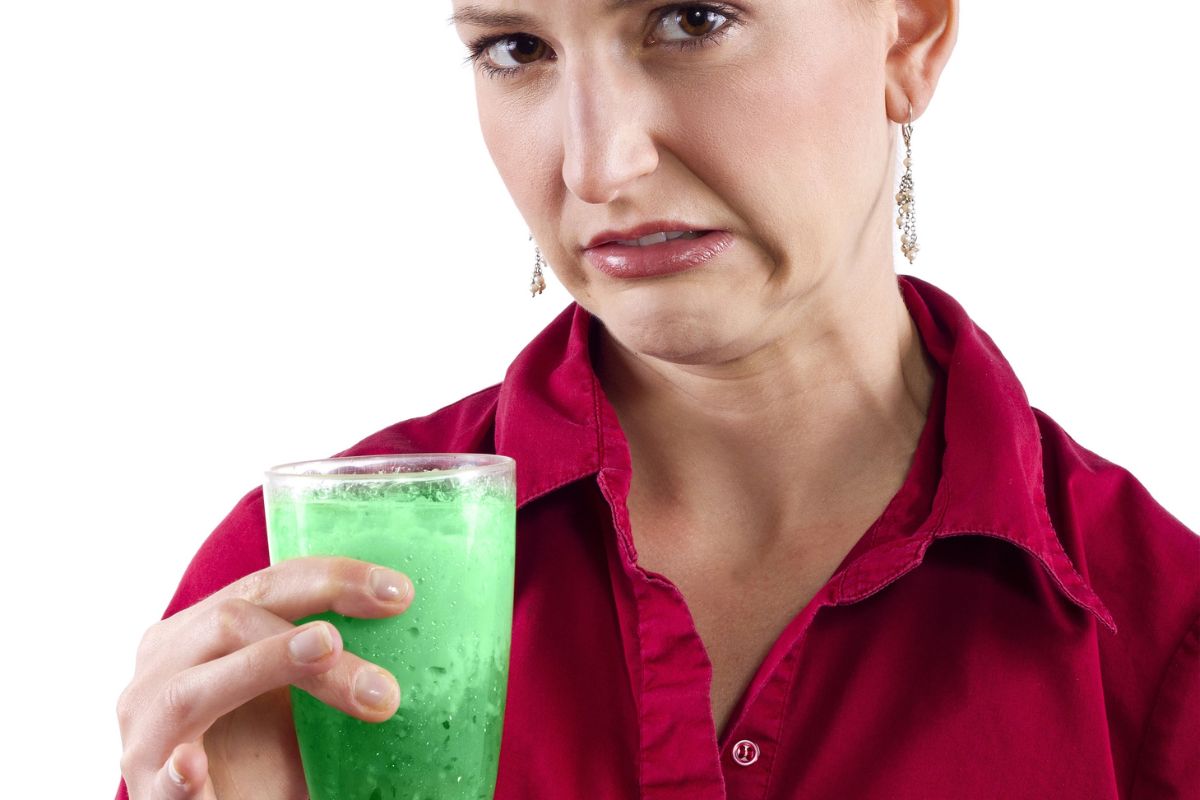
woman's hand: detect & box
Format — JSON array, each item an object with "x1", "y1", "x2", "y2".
[{"x1": 116, "y1": 556, "x2": 415, "y2": 799}]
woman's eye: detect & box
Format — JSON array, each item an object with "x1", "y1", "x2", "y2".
[
  {"x1": 467, "y1": 3, "x2": 741, "y2": 80},
  {"x1": 483, "y1": 34, "x2": 551, "y2": 71},
  {"x1": 652, "y1": 6, "x2": 732, "y2": 44}
]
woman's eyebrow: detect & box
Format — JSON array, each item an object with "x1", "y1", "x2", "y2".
[{"x1": 448, "y1": 0, "x2": 652, "y2": 29}]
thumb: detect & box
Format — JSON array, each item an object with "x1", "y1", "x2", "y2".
[{"x1": 151, "y1": 740, "x2": 213, "y2": 800}]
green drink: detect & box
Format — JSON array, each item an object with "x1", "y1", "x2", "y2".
[{"x1": 264, "y1": 455, "x2": 516, "y2": 800}]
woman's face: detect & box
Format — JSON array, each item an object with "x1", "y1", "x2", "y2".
[{"x1": 452, "y1": 0, "x2": 919, "y2": 365}]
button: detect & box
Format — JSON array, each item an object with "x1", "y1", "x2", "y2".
[{"x1": 731, "y1": 739, "x2": 760, "y2": 766}]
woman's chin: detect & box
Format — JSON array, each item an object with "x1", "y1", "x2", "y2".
[{"x1": 596, "y1": 298, "x2": 756, "y2": 366}]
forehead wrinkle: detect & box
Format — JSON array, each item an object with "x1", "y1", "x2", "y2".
[{"x1": 447, "y1": 0, "x2": 653, "y2": 28}]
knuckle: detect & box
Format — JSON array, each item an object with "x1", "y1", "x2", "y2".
[
  {"x1": 241, "y1": 635, "x2": 278, "y2": 678},
  {"x1": 291, "y1": 555, "x2": 358, "y2": 603},
  {"x1": 239, "y1": 569, "x2": 271, "y2": 607},
  {"x1": 212, "y1": 597, "x2": 253, "y2": 650},
  {"x1": 158, "y1": 673, "x2": 197, "y2": 728},
  {"x1": 311, "y1": 559, "x2": 344, "y2": 600},
  {"x1": 116, "y1": 685, "x2": 136, "y2": 729},
  {"x1": 119, "y1": 739, "x2": 155, "y2": 782},
  {"x1": 118, "y1": 747, "x2": 139, "y2": 780},
  {"x1": 135, "y1": 623, "x2": 161, "y2": 663},
  {"x1": 336, "y1": 558, "x2": 365, "y2": 594}
]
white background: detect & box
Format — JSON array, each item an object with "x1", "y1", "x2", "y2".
[{"x1": 1, "y1": 1, "x2": 1196, "y2": 793}]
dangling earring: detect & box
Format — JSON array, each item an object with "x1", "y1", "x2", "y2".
[
  {"x1": 895, "y1": 101, "x2": 919, "y2": 264},
  {"x1": 529, "y1": 232, "x2": 547, "y2": 297}
]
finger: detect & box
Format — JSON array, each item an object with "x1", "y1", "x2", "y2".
[
  {"x1": 178, "y1": 598, "x2": 404, "y2": 718},
  {"x1": 151, "y1": 741, "x2": 211, "y2": 800},
  {"x1": 146, "y1": 620, "x2": 400, "y2": 752},
  {"x1": 147, "y1": 577, "x2": 412, "y2": 685},
  {"x1": 198, "y1": 556, "x2": 415, "y2": 624},
  {"x1": 140, "y1": 557, "x2": 414, "y2": 681},
  {"x1": 123, "y1": 598, "x2": 407, "y2": 772}
]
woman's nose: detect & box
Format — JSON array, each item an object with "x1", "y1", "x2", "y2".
[{"x1": 559, "y1": 58, "x2": 660, "y2": 205}]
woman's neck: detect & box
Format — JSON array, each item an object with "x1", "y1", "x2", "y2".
[{"x1": 594, "y1": 265, "x2": 936, "y2": 563}]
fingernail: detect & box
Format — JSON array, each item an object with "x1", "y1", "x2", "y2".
[
  {"x1": 369, "y1": 567, "x2": 411, "y2": 603},
  {"x1": 355, "y1": 667, "x2": 397, "y2": 710},
  {"x1": 289, "y1": 623, "x2": 333, "y2": 663},
  {"x1": 168, "y1": 753, "x2": 185, "y2": 786}
]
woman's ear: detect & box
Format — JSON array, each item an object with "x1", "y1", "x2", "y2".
[{"x1": 884, "y1": 0, "x2": 960, "y2": 123}]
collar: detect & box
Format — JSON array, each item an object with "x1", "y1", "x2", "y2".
[
  {"x1": 494, "y1": 275, "x2": 1116, "y2": 634},
  {"x1": 838, "y1": 276, "x2": 1116, "y2": 632},
  {"x1": 494, "y1": 300, "x2": 602, "y2": 508}
]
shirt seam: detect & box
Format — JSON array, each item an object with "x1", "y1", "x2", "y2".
[
  {"x1": 592, "y1": 361, "x2": 606, "y2": 468},
  {"x1": 1025, "y1": 408, "x2": 1120, "y2": 633},
  {"x1": 516, "y1": 469, "x2": 598, "y2": 510},
  {"x1": 762, "y1": 646, "x2": 804, "y2": 799},
  {"x1": 836, "y1": 468, "x2": 950, "y2": 601},
  {"x1": 592, "y1": 366, "x2": 648, "y2": 797},
  {"x1": 1127, "y1": 610, "x2": 1200, "y2": 799},
  {"x1": 596, "y1": 469, "x2": 647, "y2": 799},
  {"x1": 932, "y1": 528, "x2": 1118, "y2": 634},
  {"x1": 511, "y1": 360, "x2": 603, "y2": 508}
]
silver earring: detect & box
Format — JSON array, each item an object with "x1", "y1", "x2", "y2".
[
  {"x1": 529, "y1": 232, "x2": 547, "y2": 297},
  {"x1": 895, "y1": 101, "x2": 919, "y2": 264}
]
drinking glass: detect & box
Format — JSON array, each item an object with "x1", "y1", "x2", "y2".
[{"x1": 264, "y1": 454, "x2": 516, "y2": 800}]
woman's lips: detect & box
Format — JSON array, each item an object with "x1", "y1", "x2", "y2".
[{"x1": 583, "y1": 231, "x2": 735, "y2": 279}]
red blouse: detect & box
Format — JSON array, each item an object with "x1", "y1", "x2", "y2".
[{"x1": 117, "y1": 275, "x2": 1199, "y2": 799}]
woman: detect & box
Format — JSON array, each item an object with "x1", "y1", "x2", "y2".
[{"x1": 115, "y1": 1, "x2": 1198, "y2": 798}]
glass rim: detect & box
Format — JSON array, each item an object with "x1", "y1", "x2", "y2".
[{"x1": 264, "y1": 453, "x2": 515, "y2": 485}]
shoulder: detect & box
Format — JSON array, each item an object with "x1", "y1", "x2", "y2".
[
  {"x1": 1032, "y1": 405, "x2": 1198, "y2": 635},
  {"x1": 332, "y1": 383, "x2": 503, "y2": 458},
  {"x1": 1033, "y1": 407, "x2": 1199, "y2": 791},
  {"x1": 160, "y1": 383, "x2": 504, "y2": 618}
]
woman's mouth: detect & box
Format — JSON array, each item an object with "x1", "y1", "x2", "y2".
[
  {"x1": 583, "y1": 230, "x2": 734, "y2": 279},
  {"x1": 608, "y1": 230, "x2": 706, "y2": 246}
]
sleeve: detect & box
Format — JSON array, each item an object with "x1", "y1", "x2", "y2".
[
  {"x1": 1130, "y1": 613, "x2": 1200, "y2": 799},
  {"x1": 115, "y1": 485, "x2": 272, "y2": 800}
]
